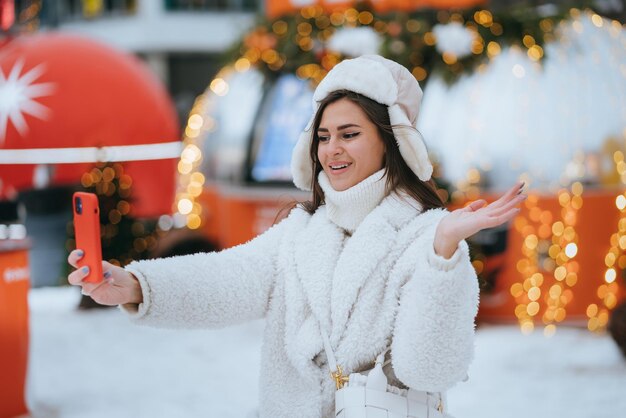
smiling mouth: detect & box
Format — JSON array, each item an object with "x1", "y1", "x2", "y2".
[{"x1": 329, "y1": 163, "x2": 352, "y2": 171}]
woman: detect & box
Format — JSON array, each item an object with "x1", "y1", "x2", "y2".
[{"x1": 68, "y1": 55, "x2": 526, "y2": 417}]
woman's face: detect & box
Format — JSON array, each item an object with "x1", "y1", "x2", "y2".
[{"x1": 316, "y1": 98, "x2": 386, "y2": 191}]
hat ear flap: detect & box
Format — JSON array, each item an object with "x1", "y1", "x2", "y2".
[
  {"x1": 388, "y1": 104, "x2": 433, "y2": 182},
  {"x1": 291, "y1": 122, "x2": 315, "y2": 191}
]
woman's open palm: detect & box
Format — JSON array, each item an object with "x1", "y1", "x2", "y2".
[{"x1": 439, "y1": 182, "x2": 527, "y2": 244}]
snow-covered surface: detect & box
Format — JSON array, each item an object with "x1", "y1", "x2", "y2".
[{"x1": 25, "y1": 286, "x2": 626, "y2": 418}]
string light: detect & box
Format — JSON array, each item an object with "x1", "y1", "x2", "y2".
[
  {"x1": 330, "y1": 12, "x2": 345, "y2": 26},
  {"x1": 489, "y1": 22, "x2": 503, "y2": 35},
  {"x1": 209, "y1": 78, "x2": 229, "y2": 96},
  {"x1": 174, "y1": 66, "x2": 246, "y2": 230},
  {"x1": 411, "y1": 66, "x2": 428, "y2": 81},
  {"x1": 588, "y1": 155, "x2": 626, "y2": 332},
  {"x1": 272, "y1": 20, "x2": 288, "y2": 35},
  {"x1": 423, "y1": 32, "x2": 436, "y2": 46},
  {"x1": 474, "y1": 10, "x2": 493, "y2": 27},
  {"x1": 358, "y1": 11, "x2": 374, "y2": 25},
  {"x1": 344, "y1": 8, "x2": 358, "y2": 24},
  {"x1": 512, "y1": 182, "x2": 582, "y2": 335},
  {"x1": 487, "y1": 41, "x2": 501, "y2": 58}
]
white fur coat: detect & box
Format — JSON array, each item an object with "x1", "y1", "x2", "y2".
[{"x1": 121, "y1": 193, "x2": 479, "y2": 417}]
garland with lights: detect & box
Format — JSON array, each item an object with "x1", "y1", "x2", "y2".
[
  {"x1": 590, "y1": 152, "x2": 626, "y2": 331},
  {"x1": 175, "y1": 92, "x2": 211, "y2": 231},
  {"x1": 506, "y1": 184, "x2": 583, "y2": 335},
  {"x1": 223, "y1": 1, "x2": 600, "y2": 86}
]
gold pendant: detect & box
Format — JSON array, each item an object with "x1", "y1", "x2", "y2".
[{"x1": 330, "y1": 365, "x2": 350, "y2": 390}]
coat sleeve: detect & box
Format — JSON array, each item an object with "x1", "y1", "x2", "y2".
[
  {"x1": 117, "y1": 216, "x2": 290, "y2": 329},
  {"x1": 391, "y1": 209, "x2": 480, "y2": 392}
]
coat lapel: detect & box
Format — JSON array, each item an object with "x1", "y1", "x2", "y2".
[
  {"x1": 329, "y1": 205, "x2": 395, "y2": 344},
  {"x1": 282, "y1": 194, "x2": 424, "y2": 379},
  {"x1": 283, "y1": 206, "x2": 346, "y2": 380},
  {"x1": 294, "y1": 206, "x2": 346, "y2": 332},
  {"x1": 330, "y1": 193, "x2": 423, "y2": 346}
]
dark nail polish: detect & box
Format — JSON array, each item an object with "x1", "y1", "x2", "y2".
[
  {"x1": 104, "y1": 271, "x2": 112, "y2": 279},
  {"x1": 82, "y1": 266, "x2": 90, "y2": 274}
]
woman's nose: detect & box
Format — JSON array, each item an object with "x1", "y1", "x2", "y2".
[{"x1": 326, "y1": 137, "x2": 343, "y2": 155}]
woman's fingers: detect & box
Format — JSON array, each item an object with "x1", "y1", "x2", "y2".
[
  {"x1": 76, "y1": 274, "x2": 113, "y2": 296},
  {"x1": 492, "y1": 207, "x2": 521, "y2": 226},
  {"x1": 463, "y1": 199, "x2": 487, "y2": 212},
  {"x1": 67, "y1": 260, "x2": 112, "y2": 289},
  {"x1": 66, "y1": 257, "x2": 133, "y2": 306},
  {"x1": 477, "y1": 207, "x2": 520, "y2": 230},
  {"x1": 486, "y1": 193, "x2": 527, "y2": 217},
  {"x1": 67, "y1": 249, "x2": 84, "y2": 268},
  {"x1": 489, "y1": 182, "x2": 525, "y2": 209},
  {"x1": 67, "y1": 265, "x2": 90, "y2": 285},
  {"x1": 101, "y1": 260, "x2": 116, "y2": 273},
  {"x1": 81, "y1": 276, "x2": 111, "y2": 296}
]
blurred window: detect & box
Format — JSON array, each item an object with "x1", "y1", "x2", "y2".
[
  {"x1": 164, "y1": 0, "x2": 258, "y2": 12},
  {"x1": 249, "y1": 74, "x2": 314, "y2": 183},
  {"x1": 38, "y1": 0, "x2": 137, "y2": 25},
  {"x1": 197, "y1": 68, "x2": 266, "y2": 183}
]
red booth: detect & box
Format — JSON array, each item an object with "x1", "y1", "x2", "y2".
[{"x1": 0, "y1": 239, "x2": 30, "y2": 418}]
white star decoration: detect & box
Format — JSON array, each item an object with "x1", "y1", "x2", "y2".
[{"x1": 0, "y1": 59, "x2": 56, "y2": 143}]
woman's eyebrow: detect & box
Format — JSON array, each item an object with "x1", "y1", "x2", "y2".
[{"x1": 317, "y1": 124, "x2": 362, "y2": 132}]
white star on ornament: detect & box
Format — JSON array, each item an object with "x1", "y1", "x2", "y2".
[{"x1": 0, "y1": 59, "x2": 56, "y2": 143}]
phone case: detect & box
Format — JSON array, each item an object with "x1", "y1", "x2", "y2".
[{"x1": 72, "y1": 192, "x2": 103, "y2": 283}]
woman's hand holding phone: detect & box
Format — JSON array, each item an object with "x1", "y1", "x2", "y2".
[
  {"x1": 67, "y1": 249, "x2": 143, "y2": 306},
  {"x1": 69, "y1": 191, "x2": 142, "y2": 305}
]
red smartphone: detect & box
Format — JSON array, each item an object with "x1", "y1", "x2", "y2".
[{"x1": 72, "y1": 192, "x2": 103, "y2": 283}]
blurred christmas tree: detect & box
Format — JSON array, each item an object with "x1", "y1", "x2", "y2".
[{"x1": 67, "y1": 163, "x2": 159, "y2": 309}]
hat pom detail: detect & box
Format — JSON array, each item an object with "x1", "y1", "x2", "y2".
[
  {"x1": 388, "y1": 104, "x2": 433, "y2": 182},
  {"x1": 291, "y1": 128, "x2": 314, "y2": 191}
]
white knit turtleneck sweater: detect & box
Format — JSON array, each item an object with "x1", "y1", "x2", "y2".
[{"x1": 318, "y1": 169, "x2": 388, "y2": 233}]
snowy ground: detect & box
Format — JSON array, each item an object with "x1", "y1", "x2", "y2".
[{"x1": 24, "y1": 286, "x2": 626, "y2": 418}]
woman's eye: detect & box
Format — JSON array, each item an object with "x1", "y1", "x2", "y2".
[
  {"x1": 343, "y1": 132, "x2": 360, "y2": 139},
  {"x1": 318, "y1": 136, "x2": 330, "y2": 142}
]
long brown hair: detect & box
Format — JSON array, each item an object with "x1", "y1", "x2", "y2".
[{"x1": 298, "y1": 89, "x2": 444, "y2": 214}]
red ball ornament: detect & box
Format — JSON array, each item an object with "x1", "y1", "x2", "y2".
[{"x1": 0, "y1": 33, "x2": 180, "y2": 218}]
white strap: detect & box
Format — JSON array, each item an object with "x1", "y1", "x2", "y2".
[
  {"x1": 321, "y1": 329, "x2": 339, "y2": 374},
  {"x1": 320, "y1": 327, "x2": 389, "y2": 375}
]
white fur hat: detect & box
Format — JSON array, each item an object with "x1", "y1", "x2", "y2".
[{"x1": 290, "y1": 54, "x2": 433, "y2": 191}]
